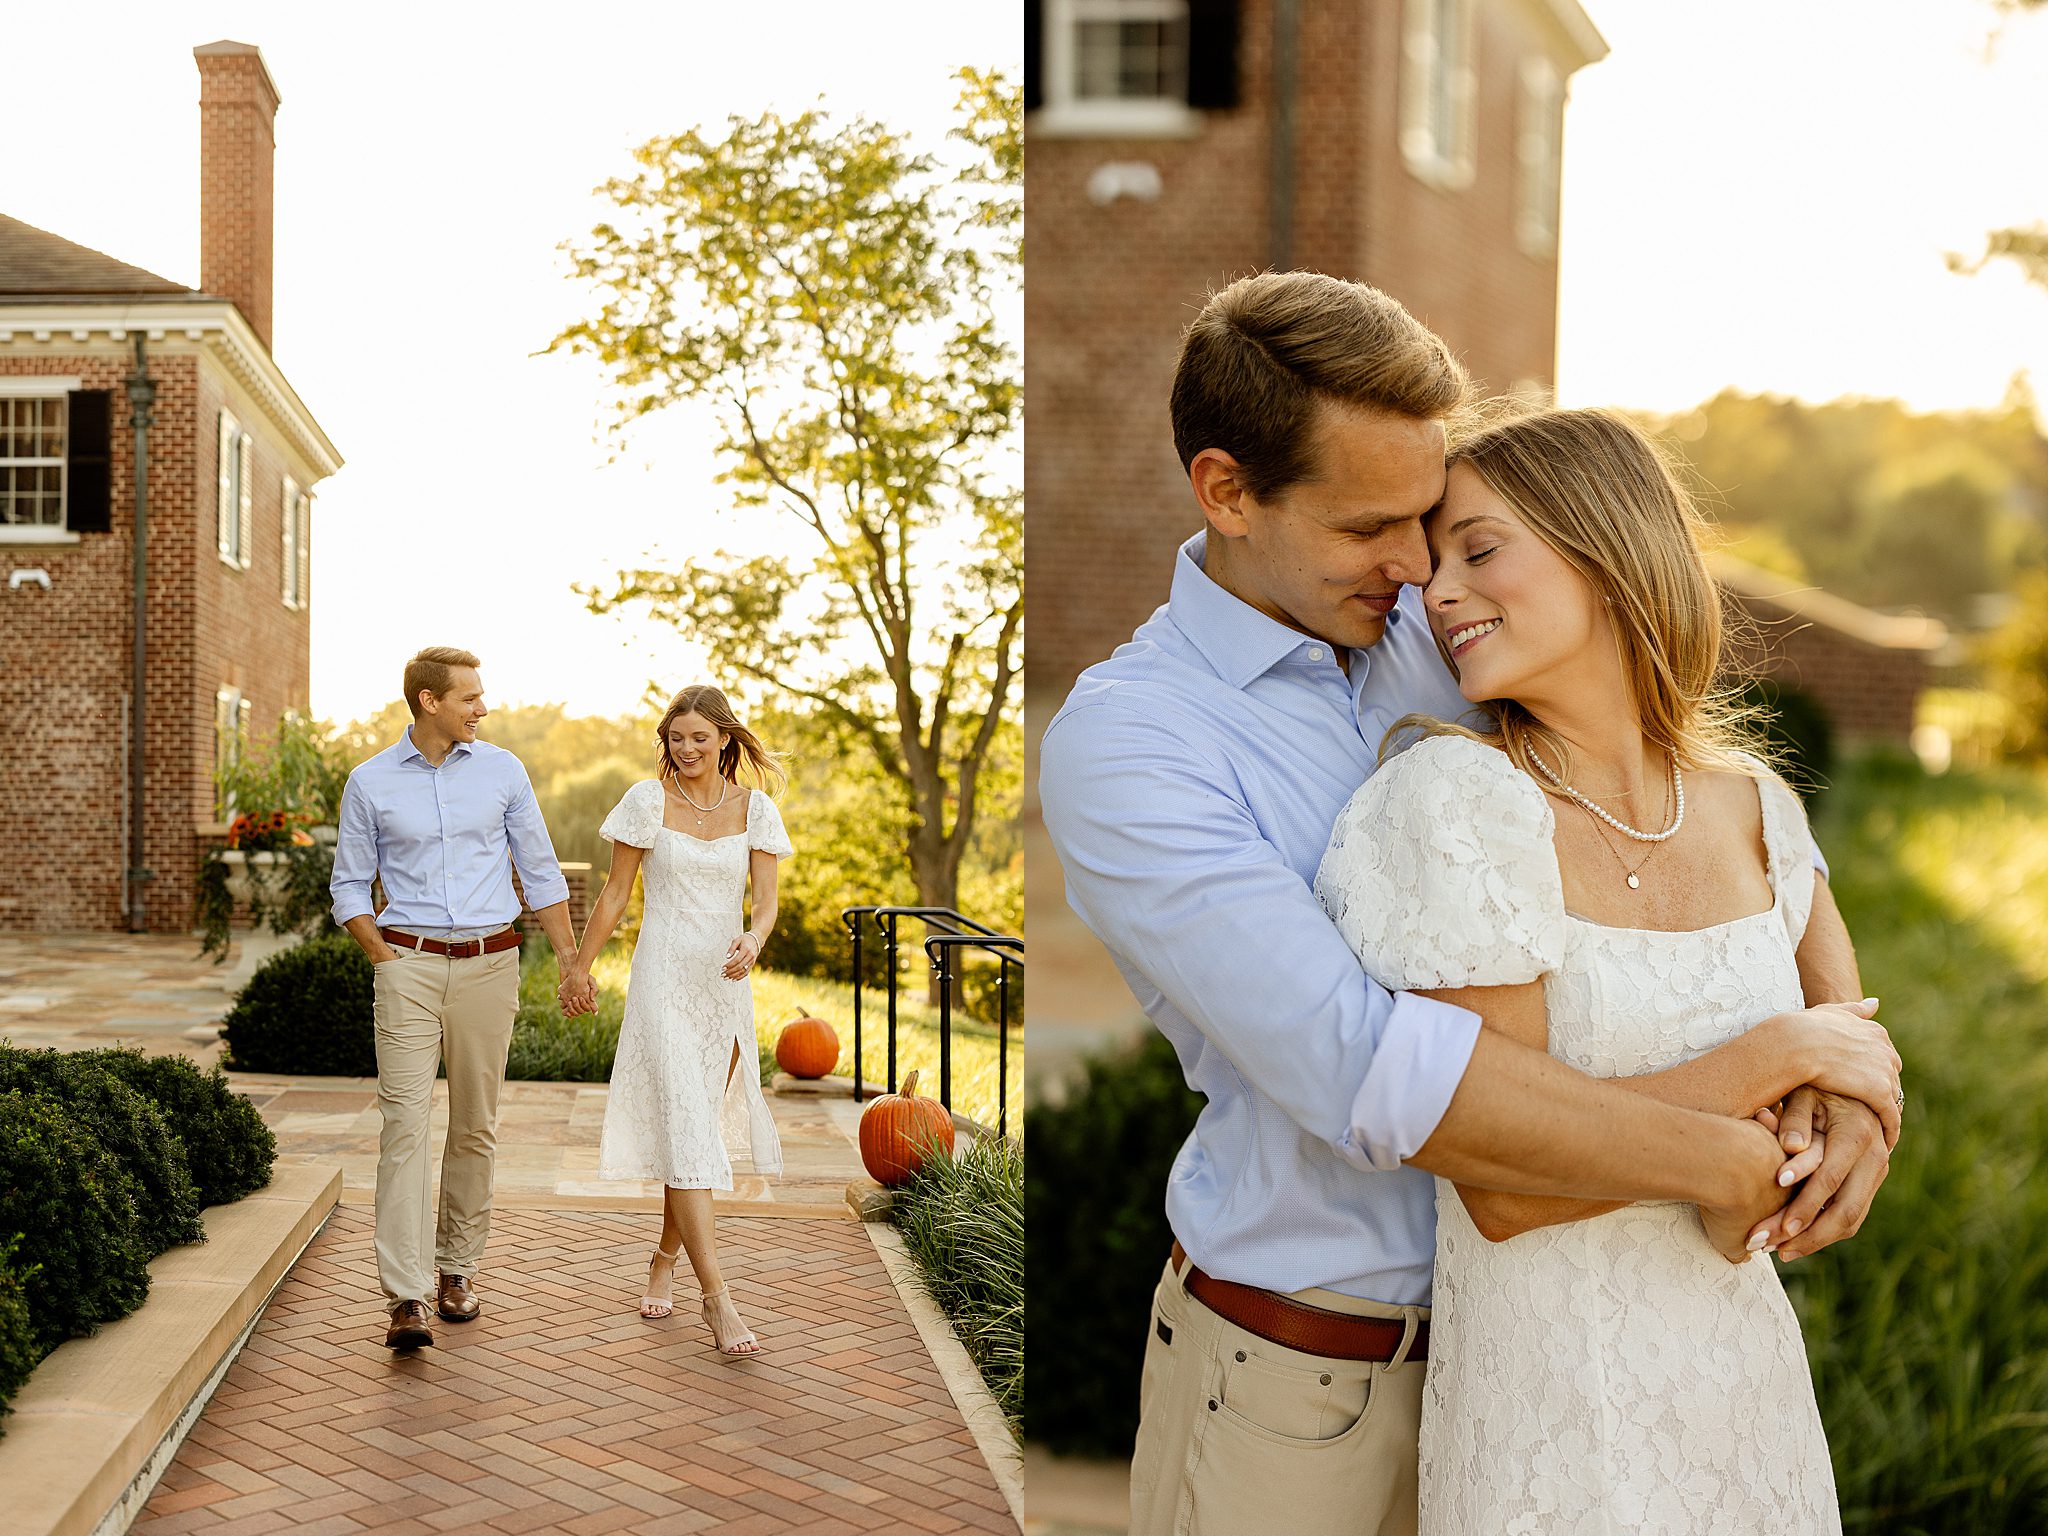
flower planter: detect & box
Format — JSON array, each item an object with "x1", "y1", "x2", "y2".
[{"x1": 217, "y1": 850, "x2": 290, "y2": 908}]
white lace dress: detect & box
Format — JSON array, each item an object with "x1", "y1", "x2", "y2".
[
  {"x1": 1315, "y1": 734, "x2": 1840, "y2": 1536},
  {"x1": 596, "y1": 779, "x2": 791, "y2": 1189}
]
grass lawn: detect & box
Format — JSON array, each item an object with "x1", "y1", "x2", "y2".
[
  {"x1": 509, "y1": 947, "x2": 1023, "y2": 1133},
  {"x1": 1802, "y1": 752, "x2": 2048, "y2": 1530}
]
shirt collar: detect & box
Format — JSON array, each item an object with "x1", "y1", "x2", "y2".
[
  {"x1": 1168, "y1": 531, "x2": 1408, "y2": 689},
  {"x1": 398, "y1": 725, "x2": 473, "y2": 765}
]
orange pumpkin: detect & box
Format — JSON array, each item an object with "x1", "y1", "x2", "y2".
[
  {"x1": 775, "y1": 1011, "x2": 840, "y2": 1079},
  {"x1": 858, "y1": 1070, "x2": 955, "y2": 1187}
]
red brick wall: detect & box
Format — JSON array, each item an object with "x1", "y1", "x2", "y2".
[
  {"x1": 1027, "y1": 0, "x2": 1581, "y2": 697},
  {"x1": 1357, "y1": 0, "x2": 1567, "y2": 398},
  {"x1": 0, "y1": 343, "x2": 315, "y2": 932}
]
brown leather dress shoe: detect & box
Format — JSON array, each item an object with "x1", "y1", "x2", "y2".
[
  {"x1": 385, "y1": 1299, "x2": 434, "y2": 1352},
  {"x1": 436, "y1": 1272, "x2": 481, "y2": 1323}
]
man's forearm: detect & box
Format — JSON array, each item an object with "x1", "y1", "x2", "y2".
[
  {"x1": 341, "y1": 913, "x2": 395, "y2": 962},
  {"x1": 530, "y1": 901, "x2": 580, "y2": 968},
  {"x1": 1412, "y1": 1029, "x2": 1776, "y2": 1211},
  {"x1": 1798, "y1": 873, "x2": 1863, "y2": 1003}
]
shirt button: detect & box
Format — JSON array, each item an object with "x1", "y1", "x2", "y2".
[{"x1": 1307, "y1": 646, "x2": 1325, "y2": 662}]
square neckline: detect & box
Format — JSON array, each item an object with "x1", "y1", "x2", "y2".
[
  {"x1": 1559, "y1": 770, "x2": 1783, "y2": 938},
  {"x1": 657, "y1": 783, "x2": 753, "y2": 844}
]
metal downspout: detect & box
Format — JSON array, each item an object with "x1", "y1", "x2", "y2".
[
  {"x1": 1271, "y1": 0, "x2": 1301, "y2": 271},
  {"x1": 126, "y1": 335, "x2": 156, "y2": 930}
]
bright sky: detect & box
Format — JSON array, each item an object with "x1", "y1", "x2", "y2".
[
  {"x1": 2, "y1": 3, "x2": 1019, "y2": 724},
  {"x1": 1557, "y1": 0, "x2": 2048, "y2": 419}
]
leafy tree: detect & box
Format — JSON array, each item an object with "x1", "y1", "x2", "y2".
[{"x1": 548, "y1": 69, "x2": 1023, "y2": 933}]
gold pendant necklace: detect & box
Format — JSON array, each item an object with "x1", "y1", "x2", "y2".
[{"x1": 675, "y1": 776, "x2": 728, "y2": 828}]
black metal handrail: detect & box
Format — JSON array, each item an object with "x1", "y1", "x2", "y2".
[
  {"x1": 925, "y1": 934, "x2": 1023, "y2": 1138},
  {"x1": 840, "y1": 905, "x2": 1021, "y2": 1134}
]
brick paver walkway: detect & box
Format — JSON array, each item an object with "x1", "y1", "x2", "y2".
[{"x1": 131, "y1": 1204, "x2": 1011, "y2": 1536}]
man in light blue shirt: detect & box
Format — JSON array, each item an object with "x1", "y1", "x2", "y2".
[
  {"x1": 1040, "y1": 273, "x2": 1895, "y2": 1536},
  {"x1": 332, "y1": 646, "x2": 588, "y2": 1351}
]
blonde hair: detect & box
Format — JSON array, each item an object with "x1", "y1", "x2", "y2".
[
  {"x1": 1170, "y1": 271, "x2": 1472, "y2": 499},
  {"x1": 402, "y1": 647, "x2": 482, "y2": 719},
  {"x1": 655, "y1": 685, "x2": 787, "y2": 795},
  {"x1": 1391, "y1": 408, "x2": 1773, "y2": 782}
]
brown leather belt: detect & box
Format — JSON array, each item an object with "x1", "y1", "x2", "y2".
[
  {"x1": 1171, "y1": 1241, "x2": 1428, "y2": 1363},
  {"x1": 380, "y1": 926, "x2": 521, "y2": 959}
]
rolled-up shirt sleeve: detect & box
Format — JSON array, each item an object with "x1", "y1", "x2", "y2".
[
  {"x1": 329, "y1": 771, "x2": 381, "y2": 928},
  {"x1": 1039, "y1": 701, "x2": 1482, "y2": 1173},
  {"x1": 504, "y1": 763, "x2": 570, "y2": 911}
]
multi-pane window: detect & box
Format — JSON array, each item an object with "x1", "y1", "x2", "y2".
[
  {"x1": 1072, "y1": 0, "x2": 1187, "y2": 103},
  {"x1": 217, "y1": 409, "x2": 253, "y2": 569},
  {"x1": 1518, "y1": 58, "x2": 1565, "y2": 256},
  {"x1": 1041, "y1": 0, "x2": 1198, "y2": 135},
  {"x1": 1401, "y1": 0, "x2": 1477, "y2": 188},
  {"x1": 0, "y1": 397, "x2": 66, "y2": 527},
  {"x1": 215, "y1": 686, "x2": 251, "y2": 817}
]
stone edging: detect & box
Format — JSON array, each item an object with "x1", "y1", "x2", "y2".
[
  {"x1": 862, "y1": 1221, "x2": 1024, "y2": 1533},
  {"x1": 0, "y1": 1161, "x2": 342, "y2": 1536}
]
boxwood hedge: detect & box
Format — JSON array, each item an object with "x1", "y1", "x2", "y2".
[{"x1": 221, "y1": 930, "x2": 376, "y2": 1079}]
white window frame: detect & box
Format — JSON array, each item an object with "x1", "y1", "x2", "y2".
[
  {"x1": 1036, "y1": 0, "x2": 1201, "y2": 139},
  {"x1": 217, "y1": 410, "x2": 241, "y2": 567},
  {"x1": 0, "y1": 379, "x2": 75, "y2": 544},
  {"x1": 1517, "y1": 57, "x2": 1564, "y2": 257},
  {"x1": 281, "y1": 475, "x2": 300, "y2": 609},
  {"x1": 299, "y1": 490, "x2": 312, "y2": 610},
  {"x1": 1401, "y1": 0, "x2": 1478, "y2": 191}
]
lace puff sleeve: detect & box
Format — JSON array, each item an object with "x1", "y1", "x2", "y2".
[
  {"x1": 748, "y1": 790, "x2": 794, "y2": 859},
  {"x1": 1742, "y1": 755, "x2": 1816, "y2": 949},
  {"x1": 598, "y1": 779, "x2": 662, "y2": 849},
  {"x1": 1314, "y1": 734, "x2": 1566, "y2": 991}
]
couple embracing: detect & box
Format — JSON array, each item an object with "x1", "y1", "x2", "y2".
[
  {"x1": 329, "y1": 653, "x2": 792, "y2": 1357},
  {"x1": 1041, "y1": 272, "x2": 1904, "y2": 1534}
]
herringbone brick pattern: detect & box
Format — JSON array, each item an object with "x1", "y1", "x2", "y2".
[{"x1": 132, "y1": 1205, "x2": 1012, "y2": 1535}]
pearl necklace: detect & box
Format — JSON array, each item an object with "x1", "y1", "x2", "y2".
[
  {"x1": 674, "y1": 775, "x2": 728, "y2": 827},
  {"x1": 1526, "y1": 744, "x2": 1685, "y2": 844}
]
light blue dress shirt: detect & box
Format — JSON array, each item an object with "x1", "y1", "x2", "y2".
[
  {"x1": 1040, "y1": 532, "x2": 1489, "y2": 1305},
  {"x1": 330, "y1": 728, "x2": 570, "y2": 936}
]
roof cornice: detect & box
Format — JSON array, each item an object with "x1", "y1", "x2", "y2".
[
  {"x1": 1535, "y1": 0, "x2": 1609, "y2": 69},
  {"x1": 0, "y1": 299, "x2": 341, "y2": 478},
  {"x1": 1707, "y1": 550, "x2": 1948, "y2": 653}
]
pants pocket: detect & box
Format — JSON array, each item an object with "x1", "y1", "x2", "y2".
[{"x1": 1187, "y1": 1344, "x2": 1397, "y2": 1536}]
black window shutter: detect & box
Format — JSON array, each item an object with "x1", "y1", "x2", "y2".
[
  {"x1": 66, "y1": 389, "x2": 113, "y2": 533},
  {"x1": 1187, "y1": 0, "x2": 1242, "y2": 110},
  {"x1": 1024, "y1": 0, "x2": 1043, "y2": 111}
]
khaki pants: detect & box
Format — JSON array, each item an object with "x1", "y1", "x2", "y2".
[
  {"x1": 371, "y1": 945, "x2": 520, "y2": 1305},
  {"x1": 1129, "y1": 1256, "x2": 1428, "y2": 1536}
]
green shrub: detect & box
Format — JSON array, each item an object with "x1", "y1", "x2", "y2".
[
  {"x1": 892, "y1": 1132, "x2": 1024, "y2": 1430},
  {"x1": 0, "y1": 1091, "x2": 151, "y2": 1353},
  {"x1": 1737, "y1": 677, "x2": 1835, "y2": 796},
  {"x1": 0, "y1": 1238, "x2": 38, "y2": 1437},
  {"x1": 71, "y1": 1051, "x2": 275, "y2": 1207},
  {"x1": 0, "y1": 1051, "x2": 203, "y2": 1255},
  {"x1": 1024, "y1": 1030, "x2": 1200, "y2": 1457},
  {"x1": 221, "y1": 931, "x2": 375, "y2": 1076}
]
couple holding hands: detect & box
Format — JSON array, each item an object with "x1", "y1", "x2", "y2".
[{"x1": 330, "y1": 652, "x2": 792, "y2": 1357}]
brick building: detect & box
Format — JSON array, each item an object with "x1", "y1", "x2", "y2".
[
  {"x1": 1713, "y1": 552, "x2": 1947, "y2": 748},
  {"x1": 0, "y1": 42, "x2": 339, "y2": 933},
  {"x1": 1025, "y1": 0, "x2": 1607, "y2": 697}
]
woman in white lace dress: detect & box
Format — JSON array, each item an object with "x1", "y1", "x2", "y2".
[
  {"x1": 1315, "y1": 411, "x2": 1894, "y2": 1533},
  {"x1": 572, "y1": 685, "x2": 792, "y2": 1354}
]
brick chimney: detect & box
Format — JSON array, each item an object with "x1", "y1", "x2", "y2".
[{"x1": 194, "y1": 41, "x2": 281, "y2": 351}]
